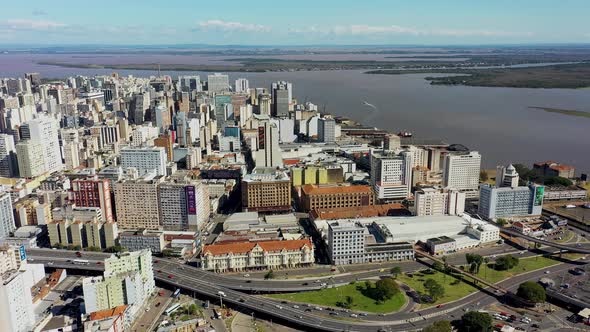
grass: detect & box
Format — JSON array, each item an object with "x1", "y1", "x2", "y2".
[
  {"x1": 267, "y1": 281, "x2": 406, "y2": 314},
  {"x1": 398, "y1": 256, "x2": 563, "y2": 307},
  {"x1": 555, "y1": 230, "x2": 576, "y2": 243}
]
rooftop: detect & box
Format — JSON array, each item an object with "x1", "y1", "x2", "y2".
[
  {"x1": 302, "y1": 184, "x2": 373, "y2": 195},
  {"x1": 310, "y1": 203, "x2": 409, "y2": 220},
  {"x1": 89, "y1": 305, "x2": 128, "y2": 321},
  {"x1": 202, "y1": 239, "x2": 312, "y2": 256}
]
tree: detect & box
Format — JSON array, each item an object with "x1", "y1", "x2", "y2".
[
  {"x1": 460, "y1": 311, "x2": 492, "y2": 332},
  {"x1": 466, "y1": 253, "x2": 484, "y2": 273},
  {"x1": 373, "y1": 277, "x2": 400, "y2": 301},
  {"x1": 106, "y1": 245, "x2": 127, "y2": 253},
  {"x1": 390, "y1": 266, "x2": 402, "y2": 278},
  {"x1": 432, "y1": 261, "x2": 444, "y2": 272},
  {"x1": 496, "y1": 218, "x2": 508, "y2": 227},
  {"x1": 544, "y1": 176, "x2": 573, "y2": 187},
  {"x1": 187, "y1": 303, "x2": 198, "y2": 315},
  {"x1": 422, "y1": 320, "x2": 452, "y2": 332},
  {"x1": 479, "y1": 170, "x2": 489, "y2": 182},
  {"x1": 423, "y1": 279, "x2": 445, "y2": 301},
  {"x1": 517, "y1": 281, "x2": 546, "y2": 303},
  {"x1": 264, "y1": 270, "x2": 275, "y2": 280},
  {"x1": 162, "y1": 249, "x2": 174, "y2": 257},
  {"x1": 494, "y1": 255, "x2": 519, "y2": 270},
  {"x1": 85, "y1": 246, "x2": 102, "y2": 252}
]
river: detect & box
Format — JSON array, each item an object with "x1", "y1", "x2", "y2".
[{"x1": 1, "y1": 54, "x2": 589, "y2": 172}]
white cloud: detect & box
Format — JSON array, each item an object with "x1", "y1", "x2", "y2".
[
  {"x1": 197, "y1": 20, "x2": 270, "y2": 33},
  {"x1": 1, "y1": 19, "x2": 67, "y2": 30}
]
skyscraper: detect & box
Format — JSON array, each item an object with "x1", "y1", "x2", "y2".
[
  {"x1": 370, "y1": 149, "x2": 413, "y2": 200},
  {"x1": 254, "y1": 121, "x2": 283, "y2": 168},
  {"x1": 0, "y1": 191, "x2": 15, "y2": 239},
  {"x1": 271, "y1": 81, "x2": 291, "y2": 117},
  {"x1": 120, "y1": 146, "x2": 167, "y2": 177},
  {"x1": 442, "y1": 151, "x2": 481, "y2": 194},
  {"x1": 71, "y1": 177, "x2": 114, "y2": 223},
  {"x1": 20, "y1": 115, "x2": 63, "y2": 174},
  {"x1": 114, "y1": 175, "x2": 162, "y2": 230},
  {"x1": 158, "y1": 180, "x2": 210, "y2": 231},
  {"x1": 207, "y1": 73, "x2": 230, "y2": 94},
  {"x1": 0, "y1": 134, "x2": 18, "y2": 177},
  {"x1": 234, "y1": 78, "x2": 249, "y2": 93},
  {"x1": 318, "y1": 117, "x2": 336, "y2": 143},
  {"x1": 15, "y1": 140, "x2": 45, "y2": 178}
]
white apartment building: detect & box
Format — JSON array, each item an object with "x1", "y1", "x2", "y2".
[
  {"x1": 0, "y1": 192, "x2": 16, "y2": 239},
  {"x1": 20, "y1": 115, "x2": 63, "y2": 173},
  {"x1": 120, "y1": 146, "x2": 167, "y2": 176},
  {"x1": 130, "y1": 125, "x2": 159, "y2": 147},
  {"x1": 114, "y1": 175, "x2": 163, "y2": 230},
  {"x1": 414, "y1": 187, "x2": 465, "y2": 216},
  {"x1": 328, "y1": 221, "x2": 366, "y2": 265},
  {"x1": 254, "y1": 120, "x2": 283, "y2": 168},
  {"x1": 370, "y1": 149, "x2": 413, "y2": 200},
  {"x1": 0, "y1": 134, "x2": 18, "y2": 177},
  {"x1": 207, "y1": 73, "x2": 230, "y2": 94},
  {"x1": 234, "y1": 78, "x2": 249, "y2": 93},
  {"x1": 16, "y1": 140, "x2": 45, "y2": 178},
  {"x1": 442, "y1": 151, "x2": 481, "y2": 196}
]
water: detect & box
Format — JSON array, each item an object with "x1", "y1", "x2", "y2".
[{"x1": 1, "y1": 54, "x2": 589, "y2": 172}]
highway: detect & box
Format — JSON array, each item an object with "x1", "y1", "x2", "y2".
[
  {"x1": 27, "y1": 248, "x2": 589, "y2": 331},
  {"x1": 500, "y1": 228, "x2": 590, "y2": 254}
]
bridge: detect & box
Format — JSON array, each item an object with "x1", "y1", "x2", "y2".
[{"x1": 499, "y1": 228, "x2": 590, "y2": 254}]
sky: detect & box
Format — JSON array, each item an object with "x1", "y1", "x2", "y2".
[{"x1": 1, "y1": 0, "x2": 590, "y2": 45}]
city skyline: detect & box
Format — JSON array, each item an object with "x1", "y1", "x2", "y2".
[{"x1": 1, "y1": 0, "x2": 590, "y2": 45}]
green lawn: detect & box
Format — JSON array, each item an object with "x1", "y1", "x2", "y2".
[
  {"x1": 399, "y1": 256, "x2": 563, "y2": 308},
  {"x1": 267, "y1": 282, "x2": 406, "y2": 314}
]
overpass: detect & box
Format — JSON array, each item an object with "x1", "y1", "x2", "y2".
[{"x1": 500, "y1": 228, "x2": 590, "y2": 254}]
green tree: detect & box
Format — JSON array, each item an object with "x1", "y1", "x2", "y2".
[
  {"x1": 544, "y1": 176, "x2": 573, "y2": 187},
  {"x1": 264, "y1": 270, "x2": 275, "y2": 280},
  {"x1": 85, "y1": 246, "x2": 102, "y2": 252},
  {"x1": 422, "y1": 320, "x2": 452, "y2": 332},
  {"x1": 466, "y1": 253, "x2": 484, "y2": 273},
  {"x1": 424, "y1": 279, "x2": 445, "y2": 301},
  {"x1": 187, "y1": 303, "x2": 198, "y2": 315},
  {"x1": 496, "y1": 218, "x2": 507, "y2": 227},
  {"x1": 432, "y1": 261, "x2": 444, "y2": 272},
  {"x1": 517, "y1": 281, "x2": 546, "y2": 303},
  {"x1": 460, "y1": 311, "x2": 492, "y2": 332},
  {"x1": 390, "y1": 266, "x2": 402, "y2": 278},
  {"x1": 479, "y1": 170, "x2": 489, "y2": 182},
  {"x1": 374, "y1": 277, "x2": 400, "y2": 301},
  {"x1": 494, "y1": 255, "x2": 519, "y2": 271}
]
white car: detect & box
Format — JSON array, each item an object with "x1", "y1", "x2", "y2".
[
  {"x1": 293, "y1": 305, "x2": 299, "y2": 309},
  {"x1": 545, "y1": 270, "x2": 550, "y2": 274}
]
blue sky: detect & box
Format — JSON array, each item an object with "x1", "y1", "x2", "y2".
[{"x1": 1, "y1": 0, "x2": 589, "y2": 45}]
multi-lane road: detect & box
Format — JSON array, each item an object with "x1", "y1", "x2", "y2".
[{"x1": 27, "y1": 248, "x2": 589, "y2": 331}]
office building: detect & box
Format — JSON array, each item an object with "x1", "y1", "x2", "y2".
[
  {"x1": 158, "y1": 180, "x2": 210, "y2": 231},
  {"x1": 271, "y1": 81, "x2": 291, "y2": 116},
  {"x1": 414, "y1": 187, "x2": 465, "y2": 216},
  {"x1": 254, "y1": 120, "x2": 283, "y2": 168},
  {"x1": 154, "y1": 135, "x2": 173, "y2": 162},
  {"x1": 47, "y1": 218, "x2": 118, "y2": 249},
  {"x1": 0, "y1": 134, "x2": 18, "y2": 177},
  {"x1": 234, "y1": 78, "x2": 249, "y2": 93},
  {"x1": 242, "y1": 168, "x2": 291, "y2": 213},
  {"x1": 177, "y1": 75, "x2": 200, "y2": 92},
  {"x1": 71, "y1": 177, "x2": 114, "y2": 223},
  {"x1": 478, "y1": 184, "x2": 544, "y2": 220},
  {"x1": 120, "y1": 146, "x2": 167, "y2": 176},
  {"x1": 300, "y1": 184, "x2": 374, "y2": 212},
  {"x1": 207, "y1": 73, "x2": 230, "y2": 94},
  {"x1": 370, "y1": 149, "x2": 413, "y2": 200},
  {"x1": 114, "y1": 175, "x2": 163, "y2": 230},
  {"x1": 129, "y1": 93, "x2": 149, "y2": 125},
  {"x1": 328, "y1": 221, "x2": 367, "y2": 265},
  {"x1": 0, "y1": 192, "x2": 15, "y2": 239},
  {"x1": 442, "y1": 151, "x2": 481, "y2": 195},
  {"x1": 383, "y1": 134, "x2": 401, "y2": 151},
  {"x1": 20, "y1": 115, "x2": 63, "y2": 173},
  {"x1": 119, "y1": 230, "x2": 165, "y2": 254},
  {"x1": 15, "y1": 140, "x2": 45, "y2": 178},
  {"x1": 258, "y1": 93, "x2": 271, "y2": 115},
  {"x1": 318, "y1": 117, "x2": 336, "y2": 143},
  {"x1": 201, "y1": 239, "x2": 314, "y2": 272},
  {"x1": 496, "y1": 164, "x2": 519, "y2": 188}
]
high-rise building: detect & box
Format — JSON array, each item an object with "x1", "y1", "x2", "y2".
[
  {"x1": 254, "y1": 121, "x2": 283, "y2": 168},
  {"x1": 114, "y1": 175, "x2": 163, "y2": 230},
  {"x1": 129, "y1": 92, "x2": 150, "y2": 125},
  {"x1": 442, "y1": 151, "x2": 481, "y2": 194},
  {"x1": 300, "y1": 184, "x2": 374, "y2": 212},
  {"x1": 0, "y1": 192, "x2": 15, "y2": 239},
  {"x1": 20, "y1": 115, "x2": 63, "y2": 174},
  {"x1": 0, "y1": 134, "x2": 18, "y2": 177},
  {"x1": 120, "y1": 146, "x2": 167, "y2": 177},
  {"x1": 318, "y1": 117, "x2": 336, "y2": 143},
  {"x1": 15, "y1": 140, "x2": 45, "y2": 178},
  {"x1": 271, "y1": 81, "x2": 291, "y2": 116},
  {"x1": 370, "y1": 149, "x2": 413, "y2": 200},
  {"x1": 414, "y1": 187, "x2": 465, "y2": 216},
  {"x1": 71, "y1": 177, "x2": 114, "y2": 222},
  {"x1": 207, "y1": 73, "x2": 230, "y2": 94},
  {"x1": 234, "y1": 78, "x2": 249, "y2": 93},
  {"x1": 478, "y1": 184, "x2": 544, "y2": 220},
  {"x1": 158, "y1": 180, "x2": 210, "y2": 231},
  {"x1": 383, "y1": 134, "x2": 401, "y2": 151},
  {"x1": 496, "y1": 164, "x2": 520, "y2": 188},
  {"x1": 153, "y1": 135, "x2": 173, "y2": 162},
  {"x1": 328, "y1": 221, "x2": 366, "y2": 265},
  {"x1": 177, "y1": 75, "x2": 200, "y2": 92},
  {"x1": 258, "y1": 93, "x2": 271, "y2": 115}
]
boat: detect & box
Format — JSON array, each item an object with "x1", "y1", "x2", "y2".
[{"x1": 397, "y1": 131, "x2": 413, "y2": 137}]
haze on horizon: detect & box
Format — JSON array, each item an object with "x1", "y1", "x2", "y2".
[{"x1": 1, "y1": 0, "x2": 590, "y2": 46}]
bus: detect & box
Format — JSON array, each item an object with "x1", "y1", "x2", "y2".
[
  {"x1": 172, "y1": 289, "x2": 180, "y2": 298},
  {"x1": 72, "y1": 259, "x2": 89, "y2": 265},
  {"x1": 165, "y1": 303, "x2": 181, "y2": 315}
]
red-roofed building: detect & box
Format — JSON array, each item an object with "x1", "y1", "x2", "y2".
[
  {"x1": 300, "y1": 184, "x2": 374, "y2": 212},
  {"x1": 533, "y1": 161, "x2": 575, "y2": 179},
  {"x1": 201, "y1": 239, "x2": 314, "y2": 271}
]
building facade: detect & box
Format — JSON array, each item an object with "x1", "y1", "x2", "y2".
[
  {"x1": 158, "y1": 181, "x2": 210, "y2": 231},
  {"x1": 242, "y1": 168, "x2": 291, "y2": 213},
  {"x1": 442, "y1": 151, "x2": 481, "y2": 194},
  {"x1": 120, "y1": 146, "x2": 167, "y2": 177},
  {"x1": 300, "y1": 184, "x2": 374, "y2": 212},
  {"x1": 370, "y1": 149, "x2": 413, "y2": 200},
  {"x1": 71, "y1": 177, "x2": 113, "y2": 222},
  {"x1": 414, "y1": 187, "x2": 465, "y2": 216},
  {"x1": 478, "y1": 184, "x2": 544, "y2": 220},
  {"x1": 114, "y1": 175, "x2": 163, "y2": 230},
  {"x1": 328, "y1": 221, "x2": 366, "y2": 265}
]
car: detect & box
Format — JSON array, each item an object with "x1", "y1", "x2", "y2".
[
  {"x1": 155, "y1": 302, "x2": 161, "y2": 307},
  {"x1": 245, "y1": 280, "x2": 252, "y2": 283},
  {"x1": 168, "y1": 275, "x2": 173, "y2": 278},
  {"x1": 314, "y1": 307, "x2": 322, "y2": 311},
  {"x1": 359, "y1": 313, "x2": 368, "y2": 316},
  {"x1": 96, "y1": 262, "x2": 102, "y2": 265},
  {"x1": 157, "y1": 270, "x2": 162, "y2": 273},
  {"x1": 315, "y1": 279, "x2": 321, "y2": 283},
  {"x1": 239, "y1": 298, "x2": 245, "y2": 303},
  {"x1": 145, "y1": 307, "x2": 150, "y2": 312},
  {"x1": 154, "y1": 260, "x2": 159, "y2": 263},
  {"x1": 305, "y1": 308, "x2": 312, "y2": 312},
  {"x1": 545, "y1": 270, "x2": 551, "y2": 274},
  {"x1": 302, "y1": 282, "x2": 309, "y2": 286},
  {"x1": 436, "y1": 304, "x2": 443, "y2": 308},
  {"x1": 281, "y1": 301, "x2": 288, "y2": 304},
  {"x1": 379, "y1": 313, "x2": 385, "y2": 317},
  {"x1": 47, "y1": 261, "x2": 54, "y2": 265},
  {"x1": 350, "y1": 314, "x2": 358, "y2": 318},
  {"x1": 275, "y1": 305, "x2": 283, "y2": 309},
  {"x1": 329, "y1": 312, "x2": 338, "y2": 316},
  {"x1": 293, "y1": 305, "x2": 299, "y2": 309},
  {"x1": 330, "y1": 267, "x2": 337, "y2": 272},
  {"x1": 296, "y1": 315, "x2": 303, "y2": 319},
  {"x1": 75, "y1": 251, "x2": 82, "y2": 257},
  {"x1": 243, "y1": 274, "x2": 250, "y2": 277},
  {"x1": 531, "y1": 324, "x2": 540, "y2": 328}
]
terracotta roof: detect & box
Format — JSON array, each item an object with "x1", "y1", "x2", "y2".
[
  {"x1": 302, "y1": 184, "x2": 373, "y2": 196},
  {"x1": 534, "y1": 160, "x2": 557, "y2": 167},
  {"x1": 310, "y1": 203, "x2": 409, "y2": 220},
  {"x1": 202, "y1": 239, "x2": 312, "y2": 256},
  {"x1": 89, "y1": 305, "x2": 128, "y2": 321},
  {"x1": 550, "y1": 165, "x2": 574, "y2": 171},
  {"x1": 283, "y1": 159, "x2": 301, "y2": 166}
]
